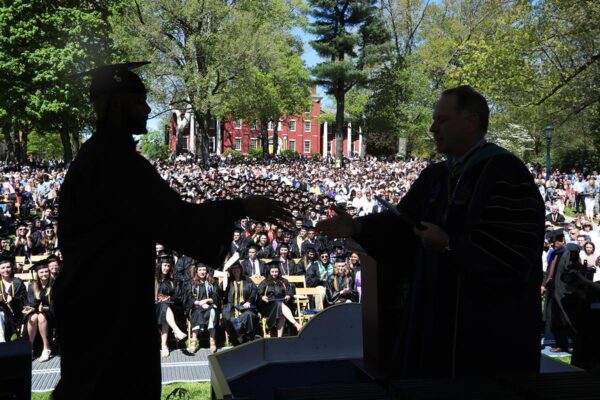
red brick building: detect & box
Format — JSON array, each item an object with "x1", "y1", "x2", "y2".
[{"x1": 168, "y1": 87, "x2": 364, "y2": 157}]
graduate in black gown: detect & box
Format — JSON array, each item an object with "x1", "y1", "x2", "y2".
[
  {"x1": 184, "y1": 263, "x2": 219, "y2": 354},
  {"x1": 54, "y1": 62, "x2": 292, "y2": 400},
  {"x1": 221, "y1": 262, "x2": 260, "y2": 345},
  {"x1": 155, "y1": 256, "x2": 186, "y2": 358},
  {"x1": 257, "y1": 262, "x2": 303, "y2": 337},
  {"x1": 318, "y1": 86, "x2": 545, "y2": 378},
  {"x1": 23, "y1": 260, "x2": 54, "y2": 362},
  {"x1": 325, "y1": 260, "x2": 358, "y2": 306},
  {"x1": 277, "y1": 243, "x2": 303, "y2": 276},
  {"x1": 0, "y1": 257, "x2": 27, "y2": 342}
]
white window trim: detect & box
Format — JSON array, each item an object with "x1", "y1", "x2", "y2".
[
  {"x1": 234, "y1": 137, "x2": 242, "y2": 151},
  {"x1": 268, "y1": 121, "x2": 273, "y2": 131},
  {"x1": 289, "y1": 140, "x2": 296, "y2": 152},
  {"x1": 289, "y1": 120, "x2": 296, "y2": 132},
  {"x1": 250, "y1": 138, "x2": 258, "y2": 149},
  {"x1": 304, "y1": 140, "x2": 311, "y2": 154},
  {"x1": 235, "y1": 119, "x2": 242, "y2": 129},
  {"x1": 304, "y1": 120, "x2": 311, "y2": 132}
]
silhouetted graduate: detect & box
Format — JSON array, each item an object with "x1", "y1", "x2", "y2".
[{"x1": 53, "y1": 62, "x2": 291, "y2": 400}]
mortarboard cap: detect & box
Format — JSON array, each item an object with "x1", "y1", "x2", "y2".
[
  {"x1": 32, "y1": 259, "x2": 50, "y2": 272},
  {"x1": 74, "y1": 61, "x2": 150, "y2": 102},
  {"x1": 545, "y1": 229, "x2": 565, "y2": 242}
]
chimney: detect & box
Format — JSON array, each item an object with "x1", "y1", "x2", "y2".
[{"x1": 312, "y1": 84, "x2": 317, "y2": 96}]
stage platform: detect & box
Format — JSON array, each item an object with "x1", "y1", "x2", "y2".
[{"x1": 31, "y1": 347, "x2": 219, "y2": 393}]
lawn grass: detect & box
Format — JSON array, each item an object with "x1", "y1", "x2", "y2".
[{"x1": 31, "y1": 382, "x2": 211, "y2": 400}]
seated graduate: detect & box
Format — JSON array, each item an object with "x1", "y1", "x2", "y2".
[
  {"x1": 221, "y1": 262, "x2": 260, "y2": 345},
  {"x1": 277, "y1": 243, "x2": 303, "y2": 276},
  {"x1": 305, "y1": 249, "x2": 333, "y2": 310},
  {"x1": 297, "y1": 244, "x2": 317, "y2": 274},
  {"x1": 325, "y1": 259, "x2": 358, "y2": 306},
  {"x1": 46, "y1": 255, "x2": 61, "y2": 281},
  {"x1": 184, "y1": 263, "x2": 218, "y2": 354},
  {"x1": 255, "y1": 233, "x2": 275, "y2": 259},
  {"x1": 155, "y1": 254, "x2": 187, "y2": 358},
  {"x1": 242, "y1": 244, "x2": 266, "y2": 279},
  {"x1": 23, "y1": 260, "x2": 54, "y2": 361},
  {"x1": 257, "y1": 261, "x2": 303, "y2": 337},
  {"x1": 0, "y1": 256, "x2": 27, "y2": 343},
  {"x1": 348, "y1": 252, "x2": 362, "y2": 302}
]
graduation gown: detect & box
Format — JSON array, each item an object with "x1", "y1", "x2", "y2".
[
  {"x1": 184, "y1": 280, "x2": 219, "y2": 333},
  {"x1": 325, "y1": 274, "x2": 358, "y2": 306},
  {"x1": 278, "y1": 258, "x2": 303, "y2": 276},
  {"x1": 155, "y1": 278, "x2": 181, "y2": 326},
  {"x1": 0, "y1": 277, "x2": 27, "y2": 340},
  {"x1": 24, "y1": 283, "x2": 54, "y2": 331},
  {"x1": 54, "y1": 130, "x2": 245, "y2": 400},
  {"x1": 221, "y1": 278, "x2": 259, "y2": 342},
  {"x1": 257, "y1": 278, "x2": 296, "y2": 330},
  {"x1": 354, "y1": 143, "x2": 545, "y2": 378}
]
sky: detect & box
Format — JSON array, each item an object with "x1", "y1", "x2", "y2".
[{"x1": 146, "y1": 27, "x2": 325, "y2": 132}]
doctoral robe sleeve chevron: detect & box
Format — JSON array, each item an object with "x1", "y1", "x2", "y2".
[{"x1": 450, "y1": 155, "x2": 545, "y2": 282}]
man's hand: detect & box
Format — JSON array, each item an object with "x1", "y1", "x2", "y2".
[
  {"x1": 413, "y1": 222, "x2": 449, "y2": 253},
  {"x1": 261, "y1": 295, "x2": 269, "y2": 303},
  {"x1": 316, "y1": 205, "x2": 361, "y2": 238},
  {"x1": 242, "y1": 301, "x2": 251, "y2": 309},
  {"x1": 241, "y1": 196, "x2": 293, "y2": 228}
]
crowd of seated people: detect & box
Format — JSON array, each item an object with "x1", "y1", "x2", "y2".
[{"x1": 1, "y1": 157, "x2": 599, "y2": 365}]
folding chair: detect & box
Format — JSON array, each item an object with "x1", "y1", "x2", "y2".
[{"x1": 294, "y1": 287, "x2": 322, "y2": 325}]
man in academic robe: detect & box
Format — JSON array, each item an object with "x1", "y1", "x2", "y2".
[
  {"x1": 53, "y1": 62, "x2": 291, "y2": 400},
  {"x1": 542, "y1": 230, "x2": 579, "y2": 353},
  {"x1": 545, "y1": 205, "x2": 566, "y2": 226},
  {"x1": 242, "y1": 245, "x2": 266, "y2": 278},
  {"x1": 318, "y1": 85, "x2": 545, "y2": 378}
]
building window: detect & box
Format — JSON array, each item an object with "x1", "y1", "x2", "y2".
[
  {"x1": 289, "y1": 120, "x2": 296, "y2": 132},
  {"x1": 304, "y1": 120, "x2": 311, "y2": 132},
  {"x1": 268, "y1": 121, "x2": 273, "y2": 131},
  {"x1": 304, "y1": 140, "x2": 311, "y2": 154},
  {"x1": 235, "y1": 137, "x2": 242, "y2": 151},
  {"x1": 250, "y1": 121, "x2": 257, "y2": 130},
  {"x1": 209, "y1": 137, "x2": 216, "y2": 153},
  {"x1": 278, "y1": 120, "x2": 283, "y2": 131},
  {"x1": 235, "y1": 119, "x2": 242, "y2": 129},
  {"x1": 289, "y1": 140, "x2": 296, "y2": 152},
  {"x1": 250, "y1": 138, "x2": 258, "y2": 149}
]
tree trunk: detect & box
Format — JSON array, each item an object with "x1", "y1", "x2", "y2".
[
  {"x1": 60, "y1": 120, "x2": 73, "y2": 163},
  {"x1": 335, "y1": 91, "x2": 345, "y2": 162},
  {"x1": 272, "y1": 118, "x2": 279, "y2": 156},
  {"x1": 261, "y1": 116, "x2": 269, "y2": 157},
  {"x1": 2, "y1": 124, "x2": 15, "y2": 162},
  {"x1": 194, "y1": 110, "x2": 210, "y2": 168},
  {"x1": 71, "y1": 129, "x2": 80, "y2": 158}
]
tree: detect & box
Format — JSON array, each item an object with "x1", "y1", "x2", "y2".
[
  {"x1": 308, "y1": 0, "x2": 383, "y2": 162},
  {"x1": 139, "y1": 130, "x2": 170, "y2": 160},
  {"x1": 0, "y1": 0, "x2": 115, "y2": 162},
  {"x1": 110, "y1": 0, "x2": 287, "y2": 166}
]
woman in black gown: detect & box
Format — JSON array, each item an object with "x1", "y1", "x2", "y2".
[
  {"x1": 325, "y1": 261, "x2": 358, "y2": 306},
  {"x1": 0, "y1": 257, "x2": 27, "y2": 343},
  {"x1": 23, "y1": 261, "x2": 54, "y2": 361},
  {"x1": 155, "y1": 258, "x2": 187, "y2": 358},
  {"x1": 184, "y1": 263, "x2": 218, "y2": 353},
  {"x1": 220, "y1": 262, "x2": 259, "y2": 345},
  {"x1": 257, "y1": 263, "x2": 303, "y2": 337}
]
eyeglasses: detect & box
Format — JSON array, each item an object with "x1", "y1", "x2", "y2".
[{"x1": 320, "y1": 255, "x2": 329, "y2": 259}]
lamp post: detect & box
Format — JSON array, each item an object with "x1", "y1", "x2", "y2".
[{"x1": 544, "y1": 123, "x2": 554, "y2": 181}]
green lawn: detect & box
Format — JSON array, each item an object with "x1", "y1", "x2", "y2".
[{"x1": 31, "y1": 382, "x2": 211, "y2": 400}]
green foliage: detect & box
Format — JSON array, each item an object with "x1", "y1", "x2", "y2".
[
  {"x1": 27, "y1": 131, "x2": 64, "y2": 160},
  {"x1": 308, "y1": 0, "x2": 385, "y2": 160},
  {"x1": 31, "y1": 383, "x2": 212, "y2": 400},
  {"x1": 0, "y1": 0, "x2": 114, "y2": 162},
  {"x1": 281, "y1": 149, "x2": 300, "y2": 158},
  {"x1": 139, "y1": 130, "x2": 169, "y2": 160},
  {"x1": 223, "y1": 149, "x2": 242, "y2": 158},
  {"x1": 248, "y1": 147, "x2": 263, "y2": 159}
]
